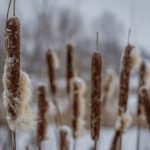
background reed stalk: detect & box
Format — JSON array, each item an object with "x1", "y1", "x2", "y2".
[
  {"x1": 37, "y1": 85, "x2": 48, "y2": 150},
  {"x1": 46, "y1": 49, "x2": 62, "y2": 125},
  {"x1": 66, "y1": 44, "x2": 74, "y2": 96},
  {"x1": 136, "y1": 62, "x2": 147, "y2": 150},
  {"x1": 140, "y1": 87, "x2": 150, "y2": 131}
]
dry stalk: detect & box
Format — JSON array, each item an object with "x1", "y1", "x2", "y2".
[
  {"x1": 66, "y1": 44, "x2": 74, "y2": 95},
  {"x1": 37, "y1": 85, "x2": 49, "y2": 150},
  {"x1": 46, "y1": 49, "x2": 62, "y2": 125},
  {"x1": 90, "y1": 51, "x2": 102, "y2": 145}
]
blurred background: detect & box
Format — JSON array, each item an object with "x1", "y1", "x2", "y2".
[{"x1": 0, "y1": 0, "x2": 150, "y2": 149}]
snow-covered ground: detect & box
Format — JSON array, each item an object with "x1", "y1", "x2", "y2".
[{"x1": 0, "y1": 126, "x2": 150, "y2": 150}]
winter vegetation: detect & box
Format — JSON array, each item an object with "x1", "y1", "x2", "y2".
[{"x1": 1, "y1": 0, "x2": 150, "y2": 150}]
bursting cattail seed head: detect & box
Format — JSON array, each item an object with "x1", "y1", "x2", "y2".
[
  {"x1": 71, "y1": 77, "x2": 85, "y2": 139},
  {"x1": 137, "y1": 62, "x2": 148, "y2": 115},
  {"x1": 118, "y1": 44, "x2": 134, "y2": 115},
  {"x1": 66, "y1": 44, "x2": 74, "y2": 95},
  {"x1": 3, "y1": 17, "x2": 34, "y2": 131},
  {"x1": 140, "y1": 86, "x2": 150, "y2": 127},
  {"x1": 90, "y1": 51, "x2": 102, "y2": 141},
  {"x1": 37, "y1": 85, "x2": 49, "y2": 142},
  {"x1": 59, "y1": 126, "x2": 71, "y2": 150}
]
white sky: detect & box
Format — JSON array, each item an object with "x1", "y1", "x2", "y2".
[{"x1": 1, "y1": 0, "x2": 150, "y2": 52}]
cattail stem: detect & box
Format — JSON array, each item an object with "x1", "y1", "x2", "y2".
[
  {"x1": 73, "y1": 139, "x2": 77, "y2": 150},
  {"x1": 12, "y1": 131, "x2": 16, "y2": 150}
]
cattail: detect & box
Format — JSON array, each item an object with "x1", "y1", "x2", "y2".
[
  {"x1": 137, "y1": 62, "x2": 147, "y2": 116},
  {"x1": 102, "y1": 70, "x2": 115, "y2": 107},
  {"x1": 59, "y1": 126, "x2": 71, "y2": 150},
  {"x1": 71, "y1": 77, "x2": 85, "y2": 139},
  {"x1": 140, "y1": 87, "x2": 150, "y2": 128},
  {"x1": 37, "y1": 85, "x2": 49, "y2": 149},
  {"x1": 110, "y1": 114, "x2": 132, "y2": 150},
  {"x1": 46, "y1": 49, "x2": 62, "y2": 125},
  {"x1": 4, "y1": 17, "x2": 20, "y2": 130},
  {"x1": 66, "y1": 44, "x2": 74, "y2": 95},
  {"x1": 136, "y1": 62, "x2": 148, "y2": 150},
  {"x1": 90, "y1": 51, "x2": 102, "y2": 142},
  {"x1": 118, "y1": 44, "x2": 134, "y2": 116},
  {"x1": 46, "y1": 49, "x2": 57, "y2": 97},
  {"x1": 3, "y1": 16, "x2": 34, "y2": 150}
]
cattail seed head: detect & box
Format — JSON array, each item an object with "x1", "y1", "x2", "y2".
[
  {"x1": 137, "y1": 62, "x2": 148, "y2": 115},
  {"x1": 140, "y1": 86, "x2": 150, "y2": 126},
  {"x1": 46, "y1": 49, "x2": 57, "y2": 97},
  {"x1": 66, "y1": 44, "x2": 74, "y2": 95},
  {"x1": 118, "y1": 44, "x2": 134, "y2": 115},
  {"x1": 4, "y1": 17, "x2": 20, "y2": 123},
  {"x1": 90, "y1": 51, "x2": 102, "y2": 141},
  {"x1": 59, "y1": 126, "x2": 71, "y2": 150},
  {"x1": 71, "y1": 77, "x2": 85, "y2": 139},
  {"x1": 37, "y1": 85, "x2": 49, "y2": 142}
]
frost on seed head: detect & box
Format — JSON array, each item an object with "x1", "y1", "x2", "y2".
[{"x1": 3, "y1": 59, "x2": 35, "y2": 131}]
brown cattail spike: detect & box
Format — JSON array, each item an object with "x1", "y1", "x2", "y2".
[
  {"x1": 46, "y1": 49, "x2": 57, "y2": 97},
  {"x1": 5, "y1": 17, "x2": 20, "y2": 126},
  {"x1": 37, "y1": 85, "x2": 49, "y2": 143},
  {"x1": 137, "y1": 62, "x2": 147, "y2": 115},
  {"x1": 71, "y1": 77, "x2": 85, "y2": 139},
  {"x1": 66, "y1": 44, "x2": 74, "y2": 95},
  {"x1": 140, "y1": 87, "x2": 150, "y2": 127},
  {"x1": 118, "y1": 44, "x2": 134, "y2": 115},
  {"x1": 59, "y1": 126, "x2": 70, "y2": 150},
  {"x1": 90, "y1": 51, "x2": 102, "y2": 141}
]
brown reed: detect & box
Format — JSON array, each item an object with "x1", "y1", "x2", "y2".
[
  {"x1": 59, "y1": 127, "x2": 69, "y2": 150},
  {"x1": 5, "y1": 16, "x2": 20, "y2": 150},
  {"x1": 37, "y1": 85, "x2": 48, "y2": 150},
  {"x1": 90, "y1": 51, "x2": 102, "y2": 144},
  {"x1": 110, "y1": 129, "x2": 122, "y2": 150},
  {"x1": 118, "y1": 44, "x2": 134, "y2": 116},
  {"x1": 46, "y1": 49, "x2": 62, "y2": 125},
  {"x1": 136, "y1": 62, "x2": 147, "y2": 150},
  {"x1": 137, "y1": 62, "x2": 147, "y2": 116},
  {"x1": 71, "y1": 77, "x2": 85, "y2": 150},
  {"x1": 140, "y1": 87, "x2": 150, "y2": 129},
  {"x1": 66, "y1": 44, "x2": 74, "y2": 95}
]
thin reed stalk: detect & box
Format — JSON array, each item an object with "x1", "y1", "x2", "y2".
[
  {"x1": 37, "y1": 85, "x2": 49, "y2": 150},
  {"x1": 90, "y1": 51, "x2": 102, "y2": 149},
  {"x1": 46, "y1": 49, "x2": 62, "y2": 125}
]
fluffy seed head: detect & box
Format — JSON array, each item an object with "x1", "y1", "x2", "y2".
[{"x1": 118, "y1": 44, "x2": 134, "y2": 115}]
